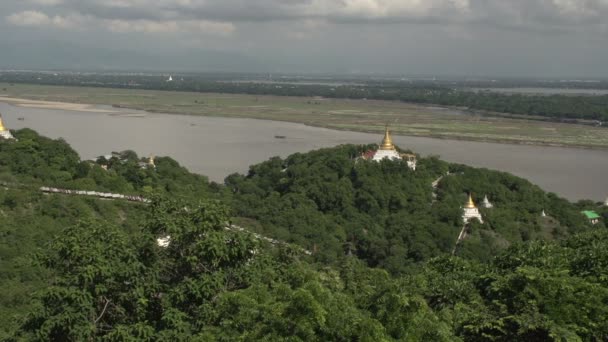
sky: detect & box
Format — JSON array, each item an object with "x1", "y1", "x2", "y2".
[{"x1": 1, "y1": 0, "x2": 608, "y2": 77}]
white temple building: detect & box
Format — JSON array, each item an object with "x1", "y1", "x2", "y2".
[
  {"x1": 365, "y1": 126, "x2": 417, "y2": 170},
  {"x1": 0, "y1": 114, "x2": 14, "y2": 140},
  {"x1": 462, "y1": 194, "x2": 484, "y2": 224},
  {"x1": 157, "y1": 235, "x2": 171, "y2": 248},
  {"x1": 481, "y1": 195, "x2": 493, "y2": 208}
]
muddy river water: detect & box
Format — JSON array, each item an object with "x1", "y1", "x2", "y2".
[{"x1": 1, "y1": 102, "x2": 607, "y2": 202}]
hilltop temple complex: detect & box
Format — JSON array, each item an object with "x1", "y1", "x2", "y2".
[
  {"x1": 462, "y1": 194, "x2": 484, "y2": 224},
  {"x1": 362, "y1": 126, "x2": 417, "y2": 170},
  {"x1": 0, "y1": 114, "x2": 15, "y2": 140}
]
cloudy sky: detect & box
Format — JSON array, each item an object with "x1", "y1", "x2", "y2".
[{"x1": 1, "y1": 0, "x2": 608, "y2": 77}]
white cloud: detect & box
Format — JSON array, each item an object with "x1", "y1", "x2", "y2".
[
  {"x1": 6, "y1": 8, "x2": 233, "y2": 35},
  {"x1": 106, "y1": 19, "x2": 234, "y2": 35},
  {"x1": 28, "y1": 0, "x2": 64, "y2": 5},
  {"x1": 6, "y1": 10, "x2": 85, "y2": 28},
  {"x1": 305, "y1": 0, "x2": 471, "y2": 18},
  {"x1": 551, "y1": 0, "x2": 606, "y2": 17},
  {"x1": 7, "y1": 11, "x2": 53, "y2": 26},
  {"x1": 106, "y1": 19, "x2": 180, "y2": 33}
]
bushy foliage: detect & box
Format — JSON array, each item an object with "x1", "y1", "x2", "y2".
[
  {"x1": 2, "y1": 130, "x2": 607, "y2": 341},
  {"x1": 8, "y1": 199, "x2": 608, "y2": 341}
]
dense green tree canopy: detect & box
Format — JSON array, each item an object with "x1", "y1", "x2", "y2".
[
  {"x1": 1, "y1": 129, "x2": 607, "y2": 341},
  {"x1": 227, "y1": 145, "x2": 590, "y2": 273}
]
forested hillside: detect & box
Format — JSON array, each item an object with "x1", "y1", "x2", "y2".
[
  {"x1": 0, "y1": 128, "x2": 211, "y2": 200},
  {"x1": 1, "y1": 129, "x2": 608, "y2": 340},
  {"x1": 226, "y1": 145, "x2": 591, "y2": 273}
]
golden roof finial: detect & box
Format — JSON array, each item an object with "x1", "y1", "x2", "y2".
[
  {"x1": 465, "y1": 193, "x2": 476, "y2": 209},
  {"x1": 379, "y1": 125, "x2": 395, "y2": 150},
  {"x1": 0, "y1": 114, "x2": 6, "y2": 131}
]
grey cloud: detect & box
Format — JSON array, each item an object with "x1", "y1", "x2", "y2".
[
  {"x1": 23, "y1": 0, "x2": 608, "y2": 30},
  {"x1": 2, "y1": 0, "x2": 608, "y2": 77}
]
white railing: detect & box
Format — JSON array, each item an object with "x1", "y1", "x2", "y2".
[{"x1": 39, "y1": 186, "x2": 150, "y2": 203}]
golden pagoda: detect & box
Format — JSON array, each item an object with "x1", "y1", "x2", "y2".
[
  {"x1": 379, "y1": 126, "x2": 395, "y2": 150},
  {"x1": 366, "y1": 125, "x2": 417, "y2": 170},
  {"x1": 462, "y1": 193, "x2": 483, "y2": 223},
  {"x1": 0, "y1": 113, "x2": 15, "y2": 140},
  {"x1": 465, "y1": 193, "x2": 476, "y2": 208},
  {"x1": 372, "y1": 126, "x2": 401, "y2": 162}
]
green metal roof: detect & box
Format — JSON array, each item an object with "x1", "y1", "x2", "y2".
[{"x1": 582, "y1": 211, "x2": 601, "y2": 220}]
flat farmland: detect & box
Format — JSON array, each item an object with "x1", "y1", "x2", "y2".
[{"x1": 1, "y1": 82, "x2": 607, "y2": 149}]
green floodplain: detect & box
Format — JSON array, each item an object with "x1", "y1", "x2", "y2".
[{"x1": 2, "y1": 82, "x2": 608, "y2": 149}]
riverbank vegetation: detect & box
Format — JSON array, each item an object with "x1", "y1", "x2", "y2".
[
  {"x1": 2, "y1": 82, "x2": 608, "y2": 149},
  {"x1": 1, "y1": 130, "x2": 608, "y2": 340}
]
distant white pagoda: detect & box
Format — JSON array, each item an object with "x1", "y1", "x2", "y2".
[
  {"x1": 605, "y1": 197, "x2": 608, "y2": 207},
  {"x1": 481, "y1": 195, "x2": 493, "y2": 208},
  {"x1": 167, "y1": 75, "x2": 173, "y2": 82},
  {"x1": 0, "y1": 114, "x2": 14, "y2": 140},
  {"x1": 364, "y1": 126, "x2": 417, "y2": 170},
  {"x1": 462, "y1": 194, "x2": 483, "y2": 224},
  {"x1": 541, "y1": 210, "x2": 547, "y2": 217}
]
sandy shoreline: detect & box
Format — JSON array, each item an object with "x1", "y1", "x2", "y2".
[{"x1": 0, "y1": 96, "x2": 119, "y2": 113}]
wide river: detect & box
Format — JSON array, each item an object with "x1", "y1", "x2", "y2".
[{"x1": 1, "y1": 102, "x2": 607, "y2": 202}]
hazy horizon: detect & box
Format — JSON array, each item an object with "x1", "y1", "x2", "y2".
[{"x1": 2, "y1": 1, "x2": 608, "y2": 78}]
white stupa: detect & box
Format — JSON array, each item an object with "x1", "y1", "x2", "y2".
[
  {"x1": 541, "y1": 210, "x2": 547, "y2": 217},
  {"x1": 0, "y1": 114, "x2": 14, "y2": 140},
  {"x1": 481, "y1": 195, "x2": 493, "y2": 208},
  {"x1": 462, "y1": 194, "x2": 484, "y2": 224},
  {"x1": 605, "y1": 197, "x2": 608, "y2": 207}
]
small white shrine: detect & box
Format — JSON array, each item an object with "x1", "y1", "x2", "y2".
[{"x1": 481, "y1": 195, "x2": 493, "y2": 208}]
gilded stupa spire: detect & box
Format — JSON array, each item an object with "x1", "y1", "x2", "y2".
[
  {"x1": 0, "y1": 113, "x2": 15, "y2": 140},
  {"x1": 465, "y1": 193, "x2": 476, "y2": 209},
  {"x1": 379, "y1": 125, "x2": 395, "y2": 150}
]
